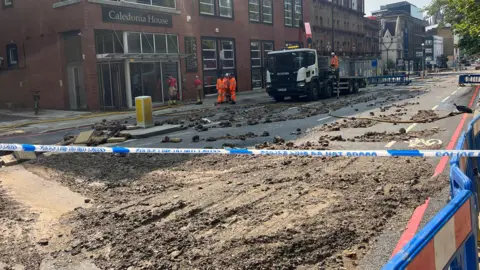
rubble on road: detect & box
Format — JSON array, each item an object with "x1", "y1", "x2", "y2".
[
  {"x1": 354, "y1": 128, "x2": 441, "y2": 142},
  {"x1": 16, "y1": 150, "x2": 446, "y2": 270},
  {"x1": 410, "y1": 110, "x2": 439, "y2": 122},
  {"x1": 319, "y1": 118, "x2": 378, "y2": 132}
]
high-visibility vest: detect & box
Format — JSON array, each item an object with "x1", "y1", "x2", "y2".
[
  {"x1": 216, "y1": 78, "x2": 224, "y2": 90},
  {"x1": 229, "y1": 78, "x2": 236, "y2": 91},
  {"x1": 331, "y1": 56, "x2": 339, "y2": 69},
  {"x1": 223, "y1": 78, "x2": 229, "y2": 89}
]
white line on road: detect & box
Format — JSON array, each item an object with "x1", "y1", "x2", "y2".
[
  {"x1": 406, "y1": 123, "x2": 417, "y2": 133},
  {"x1": 385, "y1": 141, "x2": 396, "y2": 148},
  {"x1": 317, "y1": 116, "x2": 331, "y2": 122},
  {"x1": 441, "y1": 96, "x2": 451, "y2": 102},
  {"x1": 431, "y1": 105, "x2": 439, "y2": 111},
  {"x1": 451, "y1": 90, "x2": 457, "y2": 95}
]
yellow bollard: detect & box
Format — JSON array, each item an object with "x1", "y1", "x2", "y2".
[{"x1": 135, "y1": 96, "x2": 153, "y2": 128}]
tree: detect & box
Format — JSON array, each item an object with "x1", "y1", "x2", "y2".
[{"x1": 425, "y1": 0, "x2": 480, "y2": 54}]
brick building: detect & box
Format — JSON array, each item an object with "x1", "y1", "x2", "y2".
[
  {"x1": 0, "y1": 0, "x2": 310, "y2": 110},
  {"x1": 308, "y1": 0, "x2": 380, "y2": 58}
]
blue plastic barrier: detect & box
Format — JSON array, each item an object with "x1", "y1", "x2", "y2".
[
  {"x1": 459, "y1": 74, "x2": 480, "y2": 85},
  {"x1": 384, "y1": 107, "x2": 480, "y2": 268},
  {"x1": 367, "y1": 75, "x2": 412, "y2": 86},
  {"x1": 384, "y1": 190, "x2": 478, "y2": 270}
]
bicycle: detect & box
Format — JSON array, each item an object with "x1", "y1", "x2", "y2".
[{"x1": 32, "y1": 91, "x2": 40, "y2": 115}]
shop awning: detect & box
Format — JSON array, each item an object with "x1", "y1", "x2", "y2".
[{"x1": 96, "y1": 53, "x2": 190, "y2": 62}]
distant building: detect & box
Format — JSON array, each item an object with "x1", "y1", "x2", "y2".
[
  {"x1": 424, "y1": 35, "x2": 444, "y2": 68},
  {"x1": 308, "y1": 0, "x2": 380, "y2": 58},
  {"x1": 372, "y1": 1, "x2": 427, "y2": 71},
  {"x1": 426, "y1": 24, "x2": 455, "y2": 67}
]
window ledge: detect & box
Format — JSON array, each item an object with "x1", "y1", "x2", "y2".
[
  {"x1": 87, "y1": 0, "x2": 180, "y2": 14},
  {"x1": 53, "y1": 0, "x2": 82, "y2": 9}
]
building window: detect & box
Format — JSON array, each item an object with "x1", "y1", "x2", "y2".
[
  {"x1": 320, "y1": 17, "x2": 323, "y2": 26},
  {"x1": 284, "y1": 0, "x2": 293, "y2": 26},
  {"x1": 249, "y1": 0, "x2": 272, "y2": 23},
  {"x1": 219, "y1": 0, "x2": 232, "y2": 18},
  {"x1": 3, "y1": 0, "x2": 12, "y2": 7},
  {"x1": 95, "y1": 31, "x2": 124, "y2": 54},
  {"x1": 200, "y1": 0, "x2": 215, "y2": 15},
  {"x1": 283, "y1": 0, "x2": 302, "y2": 27},
  {"x1": 123, "y1": 0, "x2": 175, "y2": 9},
  {"x1": 200, "y1": 0, "x2": 233, "y2": 18},
  {"x1": 220, "y1": 40, "x2": 235, "y2": 69},
  {"x1": 293, "y1": 0, "x2": 302, "y2": 27},
  {"x1": 202, "y1": 39, "x2": 217, "y2": 70},
  {"x1": 126, "y1": 32, "x2": 178, "y2": 54},
  {"x1": 6, "y1": 43, "x2": 18, "y2": 67}
]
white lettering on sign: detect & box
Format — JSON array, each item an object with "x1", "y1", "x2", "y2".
[{"x1": 407, "y1": 138, "x2": 442, "y2": 148}]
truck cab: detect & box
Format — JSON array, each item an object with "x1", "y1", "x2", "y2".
[{"x1": 266, "y1": 47, "x2": 365, "y2": 102}]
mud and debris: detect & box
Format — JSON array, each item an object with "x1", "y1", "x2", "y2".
[
  {"x1": 353, "y1": 128, "x2": 441, "y2": 142},
  {"x1": 0, "y1": 83, "x2": 451, "y2": 269},
  {"x1": 1, "y1": 151, "x2": 445, "y2": 270},
  {"x1": 410, "y1": 110, "x2": 439, "y2": 122},
  {"x1": 319, "y1": 118, "x2": 378, "y2": 132}
]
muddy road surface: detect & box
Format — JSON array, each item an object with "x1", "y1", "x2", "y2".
[
  {"x1": 0, "y1": 77, "x2": 467, "y2": 269},
  {"x1": 0, "y1": 149, "x2": 446, "y2": 270}
]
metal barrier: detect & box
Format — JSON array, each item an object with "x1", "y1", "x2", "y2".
[
  {"x1": 367, "y1": 75, "x2": 412, "y2": 86},
  {"x1": 459, "y1": 74, "x2": 480, "y2": 85},
  {"x1": 384, "y1": 190, "x2": 478, "y2": 270}
]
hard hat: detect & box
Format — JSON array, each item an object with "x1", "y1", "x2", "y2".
[
  {"x1": 331, "y1": 52, "x2": 335, "y2": 56},
  {"x1": 225, "y1": 73, "x2": 229, "y2": 76}
]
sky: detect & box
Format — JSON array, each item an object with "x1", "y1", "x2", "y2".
[{"x1": 365, "y1": 0, "x2": 432, "y2": 15}]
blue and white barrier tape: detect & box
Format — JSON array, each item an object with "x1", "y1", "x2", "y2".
[{"x1": 0, "y1": 143, "x2": 478, "y2": 157}]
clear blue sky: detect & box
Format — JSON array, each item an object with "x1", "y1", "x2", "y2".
[{"x1": 365, "y1": 0, "x2": 432, "y2": 15}]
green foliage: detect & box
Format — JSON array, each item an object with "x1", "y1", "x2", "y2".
[
  {"x1": 425, "y1": 0, "x2": 480, "y2": 37},
  {"x1": 459, "y1": 35, "x2": 480, "y2": 55},
  {"x1": 425, "y1": 0, "x2": 480, "y2": 55}
]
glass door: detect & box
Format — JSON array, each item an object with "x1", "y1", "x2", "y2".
[{"x1": 250, "y1": 40, "x2": 273, "y2": 90}]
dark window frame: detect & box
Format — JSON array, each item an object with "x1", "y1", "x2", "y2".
[
  {"x1": 249, "y1": 0, "x2": 274, "y2": 25},
  {"x1": 6, "y1": 43, "x2": 18, "y2": 68},
  {"x1": 199, "y1": 0, "x2": 234, "y2": 20},
  {"x1": 200, "y1": 36, "x2": 237, "y2": 95},
  {"x1": 2, "y1": 0, "x2": 13, "y2": 9},
  {"x1": 284, "y1": 0, "x2": 303, "y2": 28}
]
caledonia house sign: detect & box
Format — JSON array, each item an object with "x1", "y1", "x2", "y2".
[{"x1": 102, "y1": 6, "x2": 173, "y2": 27}]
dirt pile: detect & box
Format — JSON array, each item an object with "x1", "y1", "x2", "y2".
[
  {"x1": 17, "y1": 152, "x2": 446, "y2": 269},
  {"x1": 320, "y1": 118, "x2": 378, "y2": 132},
  {"x1": 354, "y1": 128, "x2": 441, "y2": 142},
  {"x1": 410, "y1": 110, "x2": 439, "y2": 122}
]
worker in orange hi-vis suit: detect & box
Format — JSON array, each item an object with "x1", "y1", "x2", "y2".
[
  {"x1": 216, "y1": 74, "x2": 225, "y2": 105},
  {"x1": 228, "y1": 73, "x2": 237, "y2": 104},
  {"x1": 223, "y1": 73, "x2": 230, "y2": 102}
]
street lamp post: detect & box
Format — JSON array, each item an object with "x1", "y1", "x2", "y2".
[{"x1": 421, "y1": 43, "x2": 425, "y2": 79}]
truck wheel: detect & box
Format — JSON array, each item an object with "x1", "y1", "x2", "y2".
[
  {"x1": 353, "y1": 81, "x2": 360, "y2": 93},
  {"x1": 307, "y1": 81, "x2": 320, "y2": 101},
  {"x1": 273, "y1": 95, "x2": 284, "y2": 102},
  {"x1": 321, "y1": 83, "x2": 333, "y2": 99}
]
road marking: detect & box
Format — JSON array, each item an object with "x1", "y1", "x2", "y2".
[
  {"x1": 406, "y1": 123, "x2": 417, "y2": 133},
  {"x1": 385, "y1": 141, "x2": 396, "y2": 148},
  {"x1": 317, "y1": 116, "x2": 331, "y2": 122},
  {"x1": 451, "y1": 90, "x2": 457, "y2": 95},
  {"x1": 441, "y1": 96, "x2": 451, "y2": 102},
  {"x1": 431, "y1": 105, "x2": 439, "y2": 111},
  {"x1": 391, "y1": 198, "x2": 430, "y2": 258},
  {"x1": 407, "y1": 138, "x2": 442, "y2": 148}
]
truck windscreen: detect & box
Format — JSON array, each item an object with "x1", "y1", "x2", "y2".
[{"x1": 267, "y1": 52, "x2": 304, "y2": 71}]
